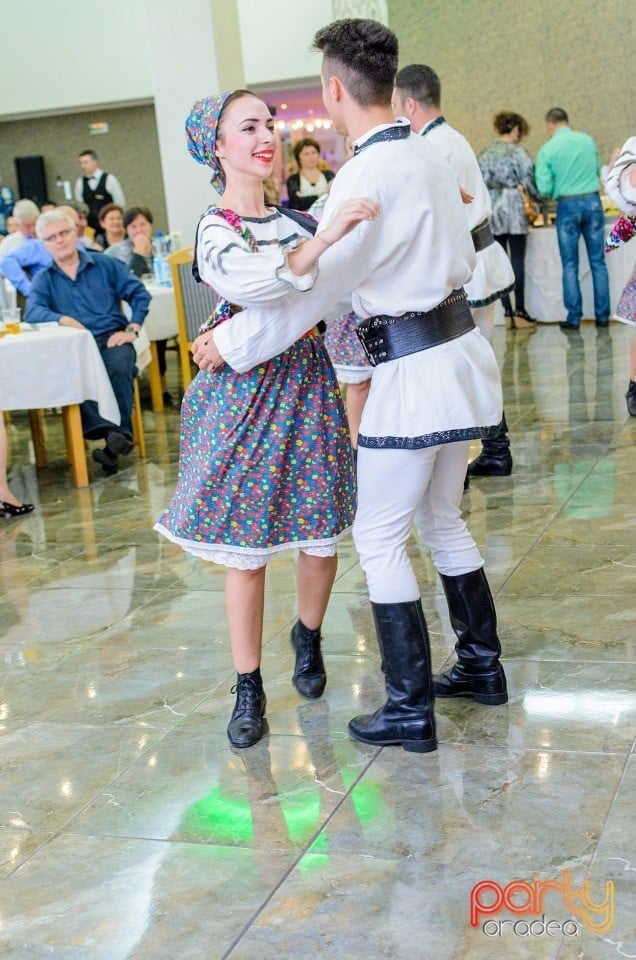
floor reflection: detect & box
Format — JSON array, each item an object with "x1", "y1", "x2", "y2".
[{"x1": 0, "y1": 322, "x2": 634, "y2": 958}]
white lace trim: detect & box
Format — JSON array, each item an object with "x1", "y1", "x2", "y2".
[{"x1": 154, "y1": 523, "x2": 346, "y2": 569}]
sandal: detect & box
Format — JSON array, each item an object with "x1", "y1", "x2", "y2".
[{"x1": 1, "y1": 501, "x2": 35, "y2": 518}]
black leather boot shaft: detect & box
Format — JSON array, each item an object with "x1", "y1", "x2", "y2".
[
  {"x1": 291, "y1": 619, "x2": 326, "y2": 699},
  {"x1": 227, "y1": 673, "x2": 267, "y2": 748},
  {"x1": 437, "y1": 569, "x2": 508, "y2": 704},
  {"x1": 467, "y1": 413, "x2": 512, "y2": 476},
  {"x1": 349, "y1": 600, "x2": 437, "y2": 753}
]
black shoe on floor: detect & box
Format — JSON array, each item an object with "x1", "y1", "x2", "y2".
[
  {"x1": 626, "y1": 380, "x2": 636, "y2": 417},
  {"x1": 227, "y1": 674, "x2": 267, "y2": 748},
  {"x1": 291, "y1": 620, "x2": 327, "y2": 699},
  {"x1": 106, "y1": 431, "x2": 134, "y2": 457},
  {"x1": 595, "y1": 320, "x2": 609, "y2": 328},
  {"x1": 1, "y1": 501, "x2": 35, "y2": 518},
  {"x1": 92, "y1": 447, "x2": 118, "y2": 474},
  {"x1": 559, "y1": 321, "x2": 580, "y2": 331}
]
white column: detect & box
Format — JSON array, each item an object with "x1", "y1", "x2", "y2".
[{"x1": 144, "y1": 0, "x2": 241, "y2": 246}]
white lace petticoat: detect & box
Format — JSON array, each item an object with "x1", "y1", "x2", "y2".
[{"x1": 154, "y1": 523, "x2": 345, "y2": 570}]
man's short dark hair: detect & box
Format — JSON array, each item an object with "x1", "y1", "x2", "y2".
[
  {"x1": 312, "y1": 18, "x2": 398, "y2": 108},
  {"x1": 123, "y1": 206, "x2": 153, "y2": 229},
  {"x1": 79, "y1": 149, "x2": 98, "y2": 161},
  {"x1": 545, "y1": 107, "x2": 568, "y2": 124},
  {"x1": 395, "y1": 65, "x2": 441, "y2": 109}
]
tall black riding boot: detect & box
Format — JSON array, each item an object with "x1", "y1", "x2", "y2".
[
  {"x1": 227, "y1": 669, "x2": 267, "y2": 748},
  {"x1": 349, "y1": 600, "x2": 437, "y2": 753},
  {"x1": 290, "y1": 619, "x2": 326, "y2": 699},
  {"x1": 436, "y1": 569, "x2": 508, "y2": 704},
  {"x1": 467, "y1": 412, "x2": 513, "y2": 477}
]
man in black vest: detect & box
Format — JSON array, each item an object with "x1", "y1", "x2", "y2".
[{"x1": 74, "y1": 150, "x2": 125, "y2": 231}]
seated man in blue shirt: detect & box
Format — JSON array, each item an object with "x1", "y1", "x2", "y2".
[
  {"x1": 0, "y1": 206, "x2": 92, "y2": 298},
  {"x1": 26, "y1": 209, "x2": 151, "y2": 474}
]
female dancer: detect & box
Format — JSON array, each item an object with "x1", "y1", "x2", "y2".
[{"x1": 156, "y1": 90, "x2": 377, "y2": 748}]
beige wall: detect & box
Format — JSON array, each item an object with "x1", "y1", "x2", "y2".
[
  {"x1": 389, "y1": 0, "x2": 636, "y2": 161},
  {"x1": 0, "y1": 105, "x2": 168, "y2": 232}
]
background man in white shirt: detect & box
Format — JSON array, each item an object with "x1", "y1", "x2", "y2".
[
  {"x1": 74, "y1": 149, "x2": 125, "y2": 232},
  {"x1": 394, "y1": 64, "x2": 516, "y2": 479}
]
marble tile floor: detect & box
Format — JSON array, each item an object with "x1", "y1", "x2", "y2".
[{"x1": 0, "y1": 322, "x2": 634, "y2": 959}]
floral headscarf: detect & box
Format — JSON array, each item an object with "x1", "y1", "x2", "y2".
[{"x1": 185, "y1": 92, "x2": 232, "y2": 194}]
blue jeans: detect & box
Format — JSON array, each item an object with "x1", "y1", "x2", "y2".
[
  {"x1": 556, "y1": 194, "x2": 610, "y2": 325},
  {"x1": 81, "y1": 334, "x2": 136, "y2": 440}
]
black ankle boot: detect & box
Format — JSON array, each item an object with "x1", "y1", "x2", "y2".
[
  {"x1": 437, "y1": 569, "x2": 508, "y2": 704},
  {"x1": 467, "y1": 412, "x2": 513, "y2": 477},
  {"x1": 227, "y1": 670, "x2": 267, "y2": 748},
  {"x1": 349, "y1": 600, "x2": 437, "y2": 753},
  {"x1": 291, "y1": 619, "x2": 326, "y2": 699}
]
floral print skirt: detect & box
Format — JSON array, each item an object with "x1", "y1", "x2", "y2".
[
  {"x1": 155, "y1": 335, "x2": 356, "y2": 568},
  {"x1": 324, "y1": 310, "x2": 372, "y2": 384}
]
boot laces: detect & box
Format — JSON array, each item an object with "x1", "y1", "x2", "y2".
[
  {"x1": 297, "y1": 633, "x2": 322, "y2": 673},
  {"x1": 231, "y1": 676, "x2": 261, "y2": 717}
]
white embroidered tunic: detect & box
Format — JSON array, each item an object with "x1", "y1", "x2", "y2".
[
  {"x1": 420, "y1": 118, "x2": 515, "y2": 307},
  {"x1": 214, "y1": 121, "x2": 503, "y2": 448}
]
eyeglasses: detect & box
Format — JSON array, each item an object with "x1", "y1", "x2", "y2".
[{"x1": 42, "y1": 228, "x2": 74, "y2": 243}]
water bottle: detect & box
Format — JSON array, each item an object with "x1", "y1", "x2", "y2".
[{"x1": 152, "y1": 232, "x2": 172, "y2": 286}]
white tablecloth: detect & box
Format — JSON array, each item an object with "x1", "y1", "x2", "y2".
[
  {"x1": 0, "y1": 324, "x2": 120, "y2": 423},
  {"x1": 525, "y1": 227, "x2": 634, "y2": 323},
  {"x1": 143, "y1": 284, "x2": 178, "y2": 341}
]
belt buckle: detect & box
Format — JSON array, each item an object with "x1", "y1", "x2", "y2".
[{"x1": 355, "y1": 322, "x2": 377, "y2": 367}]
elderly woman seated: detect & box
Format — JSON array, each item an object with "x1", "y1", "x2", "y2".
[
  {"x1": 94, "y1": 203, "x2": 125, "y2": 250},
  {"x1": 105, "y1": 206, "x2": 154, "y2": 277}
]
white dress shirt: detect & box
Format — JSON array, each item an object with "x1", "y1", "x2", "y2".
[{"x1": 74, "y1": 168, "x2": 125, "y2": 207}]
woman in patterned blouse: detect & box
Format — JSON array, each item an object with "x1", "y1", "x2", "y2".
[{"x1": 478, "y1": 112, "x2": 541, "y2": 328}]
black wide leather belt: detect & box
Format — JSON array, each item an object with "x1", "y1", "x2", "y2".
[
  {"x1": 355, "y1": 289, "x2": 475, "y2": 366},
  {"x1": 471, "y1": 219, "x2": 495, "y2": 253}
]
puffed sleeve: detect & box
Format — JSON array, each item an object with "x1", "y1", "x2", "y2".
[
  {"x1": 196, "y1": 213, "x2": 316, "y2": 305},
  {"x1": 605, "y1": 136, "x2": 636, "y2": 216}
]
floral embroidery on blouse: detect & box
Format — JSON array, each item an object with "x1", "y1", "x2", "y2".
[{"x1": 198, "y1": 207, "x2": 259, "y2": 334}]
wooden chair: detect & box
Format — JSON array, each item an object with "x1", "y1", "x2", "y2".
[
  {"x1": 27, "y1": 379, "x2": 146, "y2": 486},
  {"x1": 168, "y1": 247, "x2": 217, "y2": 390},
  {"x1": 131, "y1": 379, "x2": 146, "y2": 459}
]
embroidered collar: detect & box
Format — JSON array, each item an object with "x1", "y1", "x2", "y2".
[
  {"x1": 419, "y1": 116, "x2": 446, "y2": 137},
  {"x1": 207, "y1": 206, "x2": 259, "y2": 252},
  {"x1": 353, "y1": 121, "x2": 411, "y2": 156}
]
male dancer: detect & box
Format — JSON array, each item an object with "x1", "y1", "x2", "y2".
[
  {"x1": 195, "y1": 19, "x2": 509, "y2": 753},
  {"x1": 394, "y1": 65, "x2": 516, "y2": 478}
]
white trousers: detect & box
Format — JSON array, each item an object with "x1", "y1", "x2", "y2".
[
  {"x1": 353, "y1": 442, "x2": 484, "y2": 604},
  {"x1": 471, "y1": 302, "x2": 496, "y2": 345}
]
